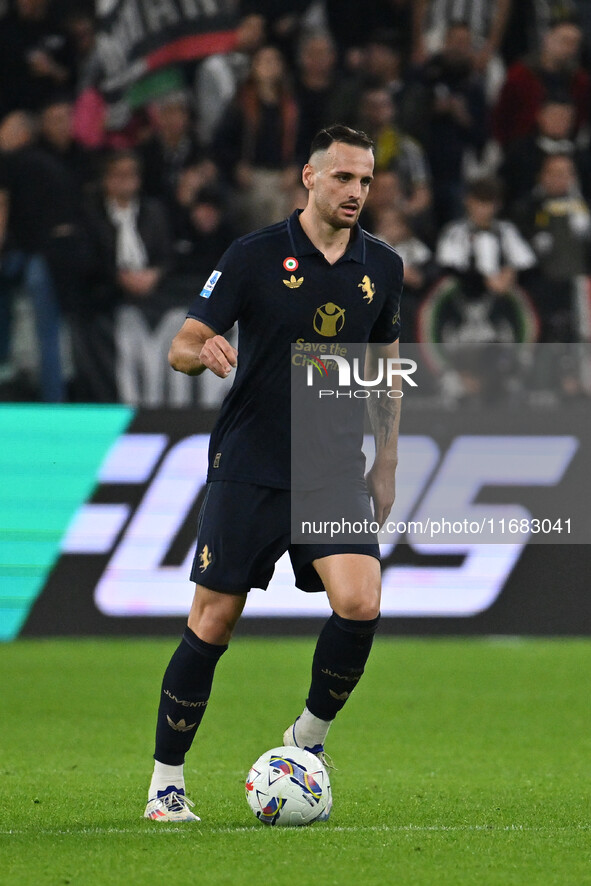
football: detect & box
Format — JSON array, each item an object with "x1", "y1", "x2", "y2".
[{"x1": 245, "y1": 745, "x2": 332, "y2": 826}]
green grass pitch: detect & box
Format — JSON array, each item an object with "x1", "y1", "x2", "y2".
[{"x1": 1, "y1": 636, "x2": 590, "y2": 885}]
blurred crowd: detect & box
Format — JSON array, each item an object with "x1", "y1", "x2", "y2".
[{"x1": 1, "y1": 0, "x2": 591, "y2": 405}]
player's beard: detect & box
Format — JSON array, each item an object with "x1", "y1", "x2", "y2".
[{"x1": 316, "y1": 195, "x2": 361, "y2": 230}]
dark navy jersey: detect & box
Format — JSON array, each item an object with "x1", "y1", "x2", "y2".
[{"x1": 186, "y1": 209, "x2": 403, "y2": 489}]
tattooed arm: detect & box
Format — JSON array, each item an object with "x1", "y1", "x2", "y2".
[{"x1": 365, "y1": 339, "x2": 401, "y2": 527}]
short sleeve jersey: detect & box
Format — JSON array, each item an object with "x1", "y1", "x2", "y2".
[{"x1": 186, "y1": 209, "x2": 403, "y2": 489}]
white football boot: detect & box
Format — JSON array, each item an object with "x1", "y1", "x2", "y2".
[{"x1": 144, "y1": 786, "x2": 200, "y2": 822}]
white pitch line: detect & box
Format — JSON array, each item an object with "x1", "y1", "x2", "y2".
[{"x1": 1, "y1": 824, "x2": 589, "y2": 837}]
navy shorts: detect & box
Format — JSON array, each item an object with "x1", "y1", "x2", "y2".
[{"x1": 190, "y1": 481, "x2": 380, "y2": 594}]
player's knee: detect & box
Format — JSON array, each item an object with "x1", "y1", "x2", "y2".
[
  {"x1": 190, "y1": 620, "x2": 230, "y2": 645},
  {"x1": 188, "y1": 588, "x2": 245, "y2": 645},
  {"x1": 331, "y1": 586, "x2": 381, "y2": 622},
  {"x1": 188, "y1": 609, "x2": 238, "y2": 645},
  {"x1": 336, "y1": 600, "x2": 380, "y2": 622}
]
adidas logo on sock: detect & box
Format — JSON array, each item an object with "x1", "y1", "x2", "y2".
[{"x1": 166, "y1": 715, "x2": 197, "y2": 732}]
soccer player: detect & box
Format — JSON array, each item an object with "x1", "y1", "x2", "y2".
[{"x1": 144, "y1": 125, "x2": 404, "y2": 822}]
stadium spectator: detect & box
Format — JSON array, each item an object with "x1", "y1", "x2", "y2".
[
  {"x1": 513, "y1": 153, "x2": 591, "y2": 341},
  {"x1": 492, "y1": 17, "x2": 591, "y2": 147},
  {"x1": 83, "y1": 150, "x2": 172, "y2": 305},
  {"x1": 193, "y1": 14, "x2": 263, "y2": 147},
  {"x1": 69, "y1": 16, "x2": 152, "y2": 153},
  {"x1": 0, "y1": 0, "x2": 76, "y2": 118},
  {"x1": 433, "y1": 176, "x2": 538, "y2": 344},
  {"x1": 138, "y1": 90, "x2": 212, "y2": 211},
  {"x1": 171, "y1": 186, "x2": 235, "y2": 281},
  {"x1": 358, "y1": 82, "x2": 432, "y2": 230},
  {"x1": 212, "y1": 45, "x2": 299, "y2": 232},
  {"x1": 522, "y1": 0, "x2": 583, "y2": 53},
  {"x1": 499, "y1": 94, "x2": 591, "y2": 206},
  {"x1": 437, "y1": 176, "x2": 537, "y2": 295},
  {"x1": 294, "y1": 30, "x2": 340, "y2": 162},
  {"x1": 361, "y1": 168, "x2": 406, "y2": 232},
  {"x1": 75, "y1": 150, "x2": 173, "y2": 401},
  {"x1": 406, "y1": 22, "x2": 488, "y2": 226},
  {"x1": 239, "y1": 0, "x2": 312, "y2": 62},
  {"x1": 375, "y1": 205, "x2": 438, "y2": 293},
  {"x1": 411, "y1": 0, "x2": 512, "y2": 99},
  {"x1": 167, "y1": 160, "x2": 223, "y2": 241},
  {"x1": 374, "y1": 205, "x2": 439, "y2": 337},
  {"x1": 62, "y1": 8, "x2": 96, "y2": 90},
  {"x1": 0, "y1": 110, "x2": 81, "y2": 401},
  {"x1": 363, "y1": 29, "x2": 409, "y2": 115},
  {"x1": 37, "y1": 95, "x2": 96, "y2": 199},
  {"x1": 323, "y1": 0, "x2": 414, "y2": 63},
  {"x1": 317, "y1": 28, "x2": 411, "y2": 134}
]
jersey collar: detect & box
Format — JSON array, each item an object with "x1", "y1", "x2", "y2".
[{"x1": 287, "y1": 209, "x2": 366, "y2": 264}]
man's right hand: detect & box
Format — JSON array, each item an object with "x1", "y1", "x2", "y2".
[
  {"x1": 169, "y1": 318, "x2": 237, "y2": 377},
  {"x1": 199, "y1": 335, "x2": 238, "y2": 378}
]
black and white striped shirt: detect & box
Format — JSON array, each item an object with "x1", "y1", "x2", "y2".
[
  {"x1": 436, "y1": 218, "x2": 537, "y2": 275},
  {"x1": 426, "y1": 0, "x2": 500, "y2": 42}
]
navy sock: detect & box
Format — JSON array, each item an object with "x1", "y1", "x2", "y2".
[
  {"x1": 306, "y1": 612, "x2": 380, "y2": 721},
  {"x1": 154, "y1": 627, "x2": 227, "y2": 766}
]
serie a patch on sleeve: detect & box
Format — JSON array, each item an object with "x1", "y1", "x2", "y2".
[{"x1": 200, "y1": 269, "x2": 222, "y2": 298}]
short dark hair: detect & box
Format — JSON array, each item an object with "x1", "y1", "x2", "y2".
[
  {"x1": 365, "y1": 27, "x2": 401, "y2": 52},
  {"x1": 102, "y1": 148, "x2": 142, "y2": 179},
  {"x1": 548, "y1": 13, "x2": 580, "y2": 30},
  {"x1": 360, "y1": 77, "x2": 391, "y2": 96},
  {"x1": 309, "y1": 124, "x2": 375, "y2": 159},
  {"x1": 466, "y1": 176, "x2": 503, "y2": 204},
  {"x1": 540, "y1": 90, "x2": 575, "y2": 108}
]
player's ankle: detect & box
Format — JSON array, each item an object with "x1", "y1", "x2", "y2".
[
  {"x1": 294, "y1": 707, "x2": 332, "y2": 749},
  {"x1": 149, "y1": 760, "x2": 185, "y2": 799}
]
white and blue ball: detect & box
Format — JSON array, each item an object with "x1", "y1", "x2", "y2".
[{"x1": 245, "y1": 745, "x2": 331, "y2": 826}]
